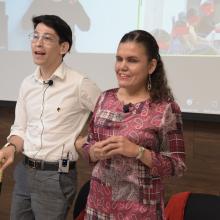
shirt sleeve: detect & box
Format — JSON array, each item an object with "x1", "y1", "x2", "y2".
[
  {"x1": 7, "y1": 81, "x2": 27, "y2": 141},
  {"x1": 79, "y1": 77, "x2": 101, "y2": 112},
  {"x1": 149, "y1": 101, "x2": 186, "y2": 178}
]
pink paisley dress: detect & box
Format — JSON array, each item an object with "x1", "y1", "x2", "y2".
[{"x1": 83, "y1": 89, "x2": 186, "y2": 220}]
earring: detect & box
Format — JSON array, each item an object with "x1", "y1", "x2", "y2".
[{"x1": 147, "y1": 74, "x2": 152, "y2": 91}]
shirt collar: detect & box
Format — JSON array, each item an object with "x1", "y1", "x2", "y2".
[{"x1": 34, "y1": 62, "x2": 67, "y2": 82}]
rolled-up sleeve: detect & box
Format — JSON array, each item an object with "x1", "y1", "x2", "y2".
[
  {"x1": 150, "y1": 102, "x2": 186, "y2": 178},
  {"x1": 79, "y1": 77, "x2": 101, "y2": 112}
]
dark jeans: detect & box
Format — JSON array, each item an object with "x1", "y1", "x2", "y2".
[{"x1": 10, "y1": 161, "x2": 77, "y2": 220}]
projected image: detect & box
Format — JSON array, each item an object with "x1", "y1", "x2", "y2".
[
  {"x1": 0, "y1": 0, "x2": 139, "y2": 52},
  {"x1": 1, "y1": 0, "x2": 220, "y2": 55},
  {"x1": 0, "y1": 0, "x2": 220, "y2": 115},
  {"x1": 0, "y1": 1, "x2": 7, "y2": 50},
  {"x1": 140, "y1": 0, "x2": 220, "y2": 55},
  {"x1": 21, "y1": 0, "x2": 92, "y2": 52},
  {"x1": 1, "y1": 0, "x2": 91, "y2": 51}
]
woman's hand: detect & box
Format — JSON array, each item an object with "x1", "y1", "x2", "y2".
[
  {"x1": 89, "y1": 136, "x2": 139, "y2": 161},
  {"x1": 89, "y1": 140, "x2": 109, "y2": 161},
  {"x1": 102, "y1": 136, "x2": 139, "y2": 158}
]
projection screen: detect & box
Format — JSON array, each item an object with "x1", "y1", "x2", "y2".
[{"x1": 0, "y1": 0, "x2": 220, "y2": 116}]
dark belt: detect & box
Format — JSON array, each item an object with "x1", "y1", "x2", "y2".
[{"x1": 24, "y1": 156, "x2": 76, "y2": 171}]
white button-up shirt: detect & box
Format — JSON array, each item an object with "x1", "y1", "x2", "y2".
[{"x1": 9, "y1": 62, "x2": 101, "y2": 161}]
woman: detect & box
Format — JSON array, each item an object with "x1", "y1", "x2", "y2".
[{"x1": 82, "y1": 30, "x2": 186, "y2": 220}]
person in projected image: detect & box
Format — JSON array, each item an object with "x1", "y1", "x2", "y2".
[
  {"x1": 0, "y1": 15, "x2": 100, "y2": 220},
  {"x1": 196, "y1": 0, "x2": 216, "y2": 37},
  {"x1": 21, "y1": 0, "x2": 90, "y2": 52},
  {"x1": 170, "y1": 9, "x2": 217, "y2": 55},
  {"x1": 79, "y1": 30, "x2": 186, "y2": 219},
  {"x1": 207, "y1": 22, "x2": 220, "y2": 52},
  {"x1": 151, "y1": 29, "x2": 172, "y2": 54}
]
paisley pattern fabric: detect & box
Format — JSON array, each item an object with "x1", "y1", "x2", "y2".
[{"x1": 83, "y1": 89, "x2": 186, "y2": 220}]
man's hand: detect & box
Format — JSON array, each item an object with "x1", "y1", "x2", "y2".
[
  {"x1": 0, "y1": 145, "x2": 16, "y2": 171},
  {"x1": 75, "y1": 135, "x2": 87, "y2": 156}
]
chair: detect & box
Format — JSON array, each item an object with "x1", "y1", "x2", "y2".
[
  {"x1": 73, "y1": 180, "x2": 90, "y2": 220},
  {"x1": 165, "y1": 192, "x2": 220, "y2": 220}
]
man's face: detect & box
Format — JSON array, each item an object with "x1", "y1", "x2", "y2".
[{"x1": 31, "y1": 23, "x2": 65, "y2": 70}]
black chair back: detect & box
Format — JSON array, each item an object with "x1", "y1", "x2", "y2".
[{"x1": 184, "y1": 193, "x2": 220, "y2": 220}]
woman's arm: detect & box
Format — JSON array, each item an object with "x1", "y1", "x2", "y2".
[
  {"x1": 75, "y1": 113, "x2": 92, "y2": 157},
  {"x1": 148, "y1": 102, "x2": 186, "y2": 178}
]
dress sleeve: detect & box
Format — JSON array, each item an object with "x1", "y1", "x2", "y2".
[
  {"x1": 81, "y1": 93, "x2": 103, "y2": 162},
  {"x1": 150, "y1": 101, "x2": 186, "y2": 178}
]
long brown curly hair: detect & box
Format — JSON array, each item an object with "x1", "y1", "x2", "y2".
[{"x1": 119, "y1": 30, "x2": 174, "y2": 102}]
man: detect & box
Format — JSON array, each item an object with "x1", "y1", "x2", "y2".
[{"x1": 0, "y1": 15, "x2": 100, "y2": 219}]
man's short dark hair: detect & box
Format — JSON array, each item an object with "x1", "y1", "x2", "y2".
[{"x1": 32, "y1": 15, "x2": 72, "y2": 52}]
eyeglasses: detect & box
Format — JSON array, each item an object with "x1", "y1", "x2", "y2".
[{"x1": 28, "y1": 32, "x2": 58, "y2": 45}]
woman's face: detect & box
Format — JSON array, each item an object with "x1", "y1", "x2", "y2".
[{"x1": 115, "y1": 41, "x2": 156, "y2": 91}]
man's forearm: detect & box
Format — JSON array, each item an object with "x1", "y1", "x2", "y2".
[{"x1": 7, "y1": 135, "x2": 24, "y2": 153}]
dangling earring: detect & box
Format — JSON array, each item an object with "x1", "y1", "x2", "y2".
[{"x1": 147, "y1": 74, "x2": 152, "y2": 91}]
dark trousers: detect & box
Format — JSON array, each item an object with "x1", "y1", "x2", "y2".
[{"x1": 10, "y1": 161, "x2": 77, "y2": 220}]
